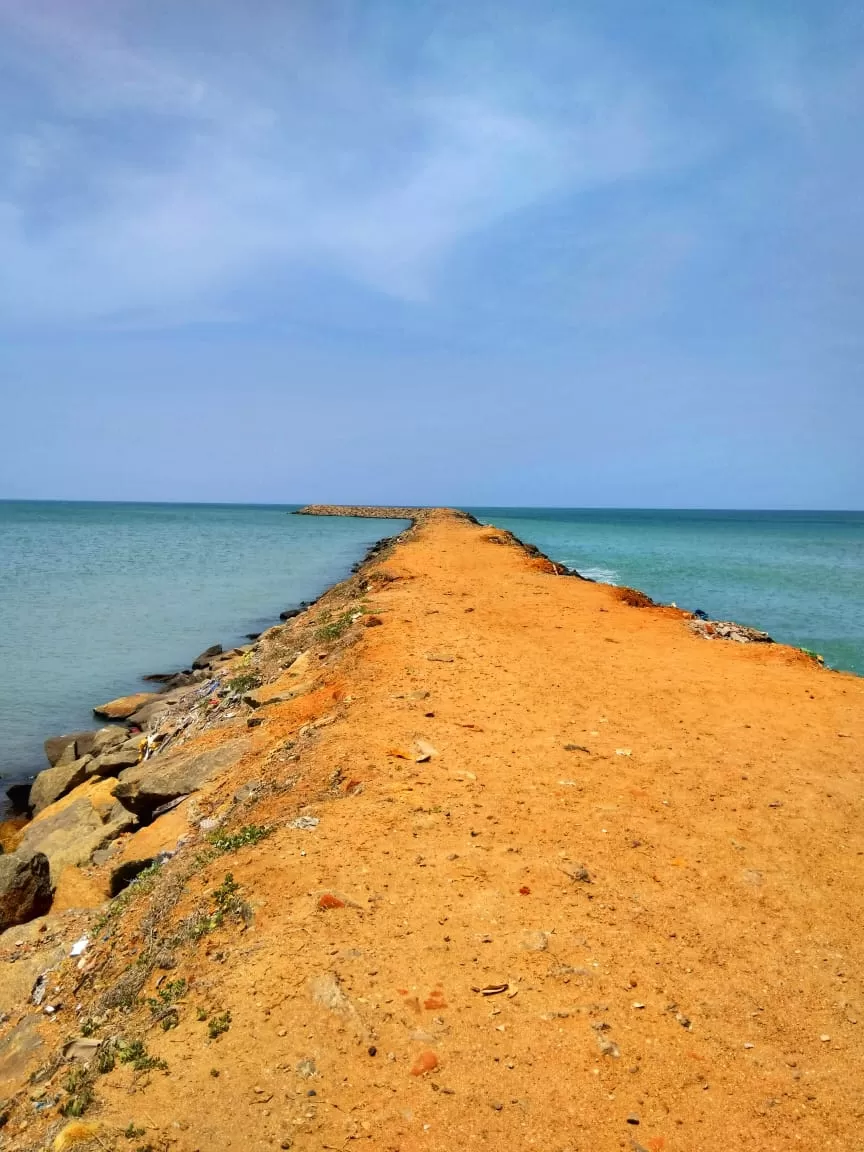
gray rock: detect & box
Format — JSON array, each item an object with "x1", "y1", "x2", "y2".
[
  {"x1": 113, "y1": 738, "x2": 250, "y2": 818},
  {"x1": 192, "y1": 644, "x2": 223, "y2": 669},
  {"x1": 30, "y1": 757, "x2": 93, "y2": 814},
  {"x1": 17, "y1": 794, "x2": 136, "y2": 876},
  {"x1": 0, "y1": 853, "x2": 53, "y2": 933},
  {"x1": 44, "y1": 732, "x2": 94, "y2": 767},
  {"x1": 90, "y1": 726, "x2": 128, "y2": 756},
  {"x1": 87, "y1": 743, "x2": 143, "y2": 777}
]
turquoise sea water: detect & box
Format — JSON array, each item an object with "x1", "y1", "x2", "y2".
[
  {"x1": 467, "y1": 508, "x2": 864, "y2": 678},
  {"x1": 0, "y1": 502, "x2": 408, "y2": 784}
]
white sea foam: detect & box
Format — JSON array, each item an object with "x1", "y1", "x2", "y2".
[{"x1": 578, "y1": 567, "x2": 618, "y2": 584}]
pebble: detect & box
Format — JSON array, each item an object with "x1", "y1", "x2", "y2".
[
  {"x1": 820, "y1": 1034, "x2": 831, "y2": 1042},
  {"x1": 626, "y1": 1114, "x2": 640, "y2": 1125}
]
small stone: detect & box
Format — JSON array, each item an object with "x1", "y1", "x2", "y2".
[
  {"x1": 491, "y1": 1101, "x2": 504, "y2": 1111},
  {"x1": 317, "y1": 893, "x2": 345, "y2": 911},
  {"x1": 368, "y1": 1046, "x2": 377, "y2": 1056},
  {"x1": 820, "y1": 1034, "x2": 831, "y2": 1042},
  {"x1": 410, "y1": 1050, "x2": 439, "y2": 1077},
  {"x1": 522, "y1": 930, "x2": 550, "y2": 952},
  {"x1": 626, "y1": 1114, "x2": 640, "y2": 1125}
]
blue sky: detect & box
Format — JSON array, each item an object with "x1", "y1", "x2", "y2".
[{"x1": 1, "y1": 0, "x2": 861, "y2": 508}]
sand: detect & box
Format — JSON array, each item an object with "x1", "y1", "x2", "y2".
[{"x1": 2, "y1": 509, "x2": 862, "y2": 1152}]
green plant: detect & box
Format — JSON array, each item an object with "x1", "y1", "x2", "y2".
[
  {"x1": 208, "y1": 1010, "x2": 232, "y2": 1039},
  {"x1": 187, "y1": 873, "x2": 252, "y2": 939},
  {"x1": 124, "y1": 1123, "x2": 146, "y2": 1139},
  {"x1": 227, "y1": 671, "x2": 261, "y2": 694},
  {"x1": 118, "y1": 1039, "x2": 168, "y2": 1073},
  {"x1": 61, "y1": 1067, "x2": 94, "y2": 1117},
  {"x1": 315, "y1": 608, "x2": 358, "y2": 641},
  {"x1": 146, "y1": 978, "x2": 187, "y2": 1012},
  {"x1": 95, "y1": 1043, "x2": 117, "y2": 1075},
  {"x1": 208, "y1": 824, "x2": 272, "y2": 854}
]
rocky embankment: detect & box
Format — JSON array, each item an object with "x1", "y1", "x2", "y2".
[
  {"x1": 294, "y1": 505, "x2": 425, "y2": 518},
  {"x1": 0, "y1": 508, "x2": 860, "y2": 1152}
]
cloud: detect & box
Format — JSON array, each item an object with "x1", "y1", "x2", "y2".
[{"x1": 0, "y1": 1, "x2": 678, "y2": 327}]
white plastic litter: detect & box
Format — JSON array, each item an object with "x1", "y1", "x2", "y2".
[
  {"x1": 289, "y1": 816, "x2": 320, "y2": 831},
  {"x1": 70, "y1": 936, "x2": 89, "y2": 958}
]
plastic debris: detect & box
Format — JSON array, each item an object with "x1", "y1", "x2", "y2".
[
  {"x1": 289, "y1": 816, "x2": 320, "y2": 831},
  {"x1": 69, "y1": 936, "x2": 89, "y2": 958}
]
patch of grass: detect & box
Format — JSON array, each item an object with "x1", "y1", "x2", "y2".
[
  {"x1": 95, "y1": 1043, "x2": 117, "y2": 1075},
  {"x1": 208, "y1": 823, "x2": 272, "y2": 854},
  {"x1": 207, "y1": 1011, "x2": 232, "y2": 1039},
  {"x1": 315, "y1": 608, "x2": 358, "y2": 641},
  {"x1": 146, "y1": 978, "x2": 187, "y2": 1012},
  {"x1": 92, "y1": 861, "x2": 164, "y2": 934},
  {"x1": 118, "y1": 1039, "x2": 168, "y2": 1073},
  {"x1": 226, "y1": 670, "x2": 261, "y2": 694},
  {"x1": 124, "y1": 1123, "x2": 146, "y2": 1140},
  {"x1": 187, "y1": 873, "x2": 253, "y2": 939},
  {"x1": 61, "y1": 1067, "x2": 95, "y2": 1117}
]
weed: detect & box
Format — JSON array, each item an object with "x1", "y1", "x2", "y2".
[
  {"x1": 80, "y1": 1018, "x2": 98, "y2": 1037},
  {"x1": 124, "y1": 1123, "x2": 146, "y2": 1139},
  {"x1": 208, "y1": 1011, "x2": 232, "y2": 1039},
  {"x1": 146, "y1": 978, "x2": 187, "y2": 1012},
  {"x1": 186, "y1": 873, "x2": 252, "y2": 939},
  {"x1": 118, "y1": 1039, "x2": 168, "y2": 1073},
  {"x1": 92, "y1": 861, "x2": 163, "y2": 934},
  {"x1": 209, "y1": 1068, "x2": 220, "y2": 1078},
  {"x1": 208, "y1": 824, "x2": 272, "y2": 854},
  {"x1": 315, "y1": 608, "x2": 358, "y2": 641},
  {"x1": 61, "y1": 1067, "x2": 95, "y2": 1117},
  {"x1": 197, "y1": 1006, "x2": 208, "y2": 1021},
  {"x1": 95, "y1": 1043, "x2": 117, "y2": 1075},
  {"x1": 226, "y1": 671, "x2": 261, "y2": 695}
]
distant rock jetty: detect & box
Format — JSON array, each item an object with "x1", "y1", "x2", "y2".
[{"x1": 294, "y1": 505, "x2": 425, "y2": 519}]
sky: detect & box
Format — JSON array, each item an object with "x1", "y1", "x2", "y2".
[{"x1": 1, "y1": 0, "x2": 862, "y2": 508}]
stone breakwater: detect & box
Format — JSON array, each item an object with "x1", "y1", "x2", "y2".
[
  {"x1": 2, "y1": 508, "x2": 853, "y2": 1152},
  {"x1": 294, "y1": 504, "x2": 426, "y2": 519}
]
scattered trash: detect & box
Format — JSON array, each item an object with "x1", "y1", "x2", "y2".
[
  {"x1": 31, "y1": 974, "x2": 48, "y2": 1006},
  {"x1": 473, "y1": 984, "x2": 509, "y2": 996},
  {"x1": 561, "y1": 863, "x2": 592, "y2": 884},
  {"x1": 296, "y1": 1058, "x2": 317, "y2": 1078},
  {"x1": 820, "y1": 1034, "x2": 831, "y2": 1042},
  {"x1": 413, "y1": 740, "x2": 437, "y2": 763},
  {"x1": 63, "y1": 1037, "x2": 101, "y2": 1063},
  {"x1": 69, "y1": 936, "x2": 89, "y2": 958},
  {"x1": 426, "y1": 653, "x2": 454, "y2": 663},
  {"x1": 615, "y1": 748, "x2": 632, "y2": 757},
  {"x1": 289, "y1": 816, "x2": 320, "y2": 831},
  {"x1": 596, "y1": 1033, "x2": 620, "y2": 1058},
  {"x1": 563, "y1": 744, "x2": 591, "y2": 754}
]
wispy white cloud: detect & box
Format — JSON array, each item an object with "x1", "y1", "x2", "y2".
[{"x1": 0, "y1": 1, "x2": 680, "y2": 326}]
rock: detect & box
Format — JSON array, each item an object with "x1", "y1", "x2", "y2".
[
  {"x1": 192, "y1": 644, "x2": 223, "y2": 669},
  {"x1": 410, "y1": 1051, "x2": 439, "y2": 1077},
  {"x1": 87, "y1": 741, "x2": 144, "y2": 777},
  {"x1": 93, "y1": 692, "x2": 161, "y2": 721},
  {"x1": 89, "y1": 727, "x2": 128, "y2": 756},
  {"x1": 112, "y1": 737, "x2": 250, "y2": 819},
  {"x1": 0, "y1": 1015, "x2": 44, "y2": 1099},
  {"x1": 522, "y1": 930, "x2": 550, "y2": 952},
  {"x1": 5, "y1": 782, "x2": 33, "y2": 814},
  {"x1": 44, "y1": 732, "x2": 94, "y2": 767},
  {"x1": 30, "y1": 757, "x2": 93, "y2": 814},
  {"x1": 141, "y1": 671, "x2": 179, "y2": 683},
  {"x1": 279, "y1": 608, "x2": 301, "y2": 621},
  {"x1": 0, "y1": 852, "x2": 53, "y2": 932},
  {"x1": 17, "y1": 779, "x2": 137, "y2": 876}
]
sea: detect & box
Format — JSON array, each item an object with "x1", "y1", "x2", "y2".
[
  {"x1": 1, "y1": 502, "x2": 862, "y2": 790},
  {"x1": 0, "y1": 502, "x2": 409, "y2": 786},
  {"x1": 467, "y1": 507, "x2": 864, "y2": 677}
]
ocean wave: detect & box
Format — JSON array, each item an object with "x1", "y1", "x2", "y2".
[{"x1": 578, "y1": 566, "x2": 618, "y2": 584}]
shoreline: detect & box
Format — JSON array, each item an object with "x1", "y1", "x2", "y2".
[
  {"x1": 6, "y1": 503, "x2": 830, "y2": 819},
  {"x1": 1, "y1": 520, "x2": 414, "y2": 819},
  {"x1": 0, "y1": 506, "x2": 861, "y2": 1149}
]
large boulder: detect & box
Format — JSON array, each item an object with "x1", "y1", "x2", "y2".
[
  {"x1": 113, "y1": 738, "x2": 249, "y2": 819},
  {"x1": 89, "y1": 726, "x2": 129, "y2": 755},
  {"x1": 29, "y1": 757, "x2": 93, "y2": 814},
  {"x1": 93, "y1": 692, "x2": 161, "y2": 720},
  {"x1": 44, "y1": 731, "x2": 95, "y2": 767},
  {"x1": 88, "y1": 738, "x2": 146, "y2": 777},
  {"x1": 17, "y1": 779, "x2": 137, "y2": 876},
  {"x1": 0, "y1": 852, "x2": 53, "y2": 933},
  {"x1": 192, "y1": 644, "x2": 222, "y2": 670}
]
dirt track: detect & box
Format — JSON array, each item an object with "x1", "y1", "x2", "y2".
[{"x1": 3, "y1": 509, "x2": 863, "y2": 1152}]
